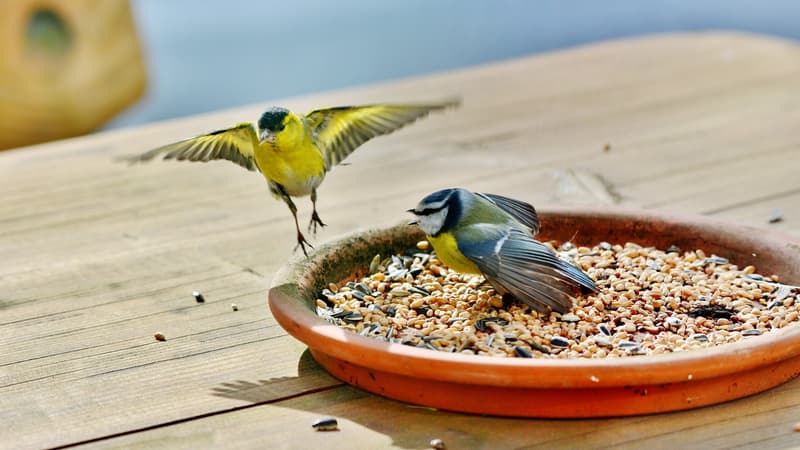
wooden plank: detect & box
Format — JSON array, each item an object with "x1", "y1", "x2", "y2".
[
  {"x1": 1, "y1": 32, "x2": 800, "y2": 449},
  {"x1": 80, "y1": 379, "x2": 800, "y2": 450}
]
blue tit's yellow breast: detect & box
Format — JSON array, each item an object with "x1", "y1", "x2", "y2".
[{"x1": 427, "y1": 232, "x2": 481, "y2": 274}]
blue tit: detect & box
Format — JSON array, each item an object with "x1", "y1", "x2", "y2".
[{"x1": 408, "y1": 188, "x2": 598, "y2": 313}]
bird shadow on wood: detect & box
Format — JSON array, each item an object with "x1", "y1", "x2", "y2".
[{"x1": 209, "y1": 349, "x2": 340, "y2": 404}]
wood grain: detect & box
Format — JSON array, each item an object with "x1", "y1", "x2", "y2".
[{"x1": 1, "y1": 31, "x2": 799, "y2": 449}]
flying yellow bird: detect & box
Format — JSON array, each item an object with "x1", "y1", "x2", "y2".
[{"x1": 130, "y1": 100, "x2": 459, "y2": 254}]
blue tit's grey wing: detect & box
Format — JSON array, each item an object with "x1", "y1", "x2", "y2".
[
  {"x1": 458, "y1": 227, "x2": 597, "y2": 313},
  {"x1": 475, "y1": 192, "x2": 540, "y2": 235}
]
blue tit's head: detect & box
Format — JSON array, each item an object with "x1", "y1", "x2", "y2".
[
  {"x1": 407, "y1": 188, "x2": 463, "y2": 236},
  {"x1": 258, "y1": 107, "x2": 290, "y2": 141}
]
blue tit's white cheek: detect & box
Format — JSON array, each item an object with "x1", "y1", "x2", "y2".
[{"x1": 418, "y1": 207, "x2": 448, "y2": 236}]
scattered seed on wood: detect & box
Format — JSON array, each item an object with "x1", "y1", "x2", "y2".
[
  {"x1": 231, "y1": 303, "x2": 239, "y2": 311},
  {"x1": 768, "y1": 210, "x2": 783, "y2": 224},
  {"x1": 193, "y1": 291, "x2": 205, "y2": 303},
  {"x1": 154, "y1": 332, "x2": 166, "y2": 341},
  {"x1": 430, "y1": 438, "x2": 446, "y2": 449},
  {"x1": 311, "y1": 416, "x2": 339, "y2": 431}
]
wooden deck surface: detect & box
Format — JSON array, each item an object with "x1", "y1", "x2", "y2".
[{"x1": 2, "y1": 32, "x2": 800, "y2": 449}]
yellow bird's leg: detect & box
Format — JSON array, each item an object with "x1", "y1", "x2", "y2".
[
  {"x1": 275, "y1": 185, "x2": 313, "y2": 256},
  {"x1": 308, "y1": 188, "x2": 326, "y2": 234}
]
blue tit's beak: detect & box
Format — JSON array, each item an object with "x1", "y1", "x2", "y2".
[{"x1": 406, "y1": 208, "x2": 418, "y2": 225}]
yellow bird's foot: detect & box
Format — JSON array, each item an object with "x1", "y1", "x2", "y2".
[
  {"x1": 308, "y1": 210, "x2": 327, "y2": 234},
  {"x1": 294, "y1": 231, "x2": 314, "y2": 257}
]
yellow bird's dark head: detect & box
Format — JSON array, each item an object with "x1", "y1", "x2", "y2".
[{"x1": 258, "y1": 107, "x2": 289, "y2": 143}]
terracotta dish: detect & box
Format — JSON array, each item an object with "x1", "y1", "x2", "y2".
[{"x1": 268, "y1": 207, "x2": 800, "y2": 417}]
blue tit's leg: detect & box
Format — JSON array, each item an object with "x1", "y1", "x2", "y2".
[
  {"x1": 275, "y1": 184, "x2": 313, "y2": 256},
  {"x1": 308, "y1": 188, "x2": 327, "y2": 234}
]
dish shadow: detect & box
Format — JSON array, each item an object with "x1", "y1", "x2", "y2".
[
  {"x1": 208, "y1": 347, "x2": 800, "y2": 449},
  {"x1": 208, "y1": 348, "x2": 581, "y2": 449}
]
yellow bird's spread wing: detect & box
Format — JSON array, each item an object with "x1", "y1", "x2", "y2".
[
  {"x1": 304, "y1": 100, "x2": 459, "y2": 170},
  {"x1": 131, "y1": 122, "x2": 260, "y2": 172}
]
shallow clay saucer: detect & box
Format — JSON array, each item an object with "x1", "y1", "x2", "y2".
[{"x1": 268, "y1": 207, "x2": 800, "y2": 417}]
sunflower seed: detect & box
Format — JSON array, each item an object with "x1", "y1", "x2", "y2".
[
  {"x1": 597, "y1": 324, "x2": 611, "y2": 336},
  {"x1": 560, "y1": 242, "x2": 576, "y2": 251},
  {"x1": 388, "y1": 269, "x2": 408, "y2": 281},
  {"x1": 409, "y1": 266, "x2": 424, "y2": 277},
  {"x1": 369, "y1": 254, "x2": 381, "y2": 274},
  {"x1": 331, "y1": 310, "x2": 353, "y2": 319},
  {"x1": 343, "y1": 312, "x2": 363, "y2": 323},
  {"x1": 592, "y1": 336, "x2": 613, "y2": 347},
  {"x1": 514, "y1": 346, "x2": 533, "y2": 358},
  {"x1": 560, "y1": 313, "x2": 580, "y2": 323},
  {"x1": 774, "y1": 284, "x2": 792, "y2": 302},
  {"x1": 475, "y1": 317, "x2": 509, "y2": 331},
  {"x1": 691, "y1": 333, "x2": 709, "y2": 342},
  {"x1": 550, "y1": 336, "x2": 570, "y2": 348},
  {"x1": 529, "y1": 341, "x2": 551, "y2": 354},
  {"x1": 742, "y1": 329, "x2": 762, "y2": 336},
  {"x1": 409, "y1": 286, "x2": 431, "y2": 296},
  {"x1": 312, "y1": 416, "x2": 338, "y2": 431},
  {"x1": 708, "y1": 256, "x2": 729, "y2": 265}
]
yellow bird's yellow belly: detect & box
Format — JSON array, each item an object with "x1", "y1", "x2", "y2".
[
  {"x1": 427, "y1": 233, "x2": 481, "y2": 274},
  {"x1": 256, "y1": 140, "x2": 326, "y2": 197}
]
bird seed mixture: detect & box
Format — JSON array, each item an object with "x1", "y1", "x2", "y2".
[{"x1": 316, "y1": 240, "x2": 800, "y2": 358}]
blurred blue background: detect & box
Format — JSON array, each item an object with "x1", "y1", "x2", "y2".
[{"x1": 108, "y1": 0, "x2": 800, "y2": 129}]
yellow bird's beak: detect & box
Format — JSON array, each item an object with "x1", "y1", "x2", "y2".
[{"x1": 259, "y1": 130, "x2": 272, "y2": 144}]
